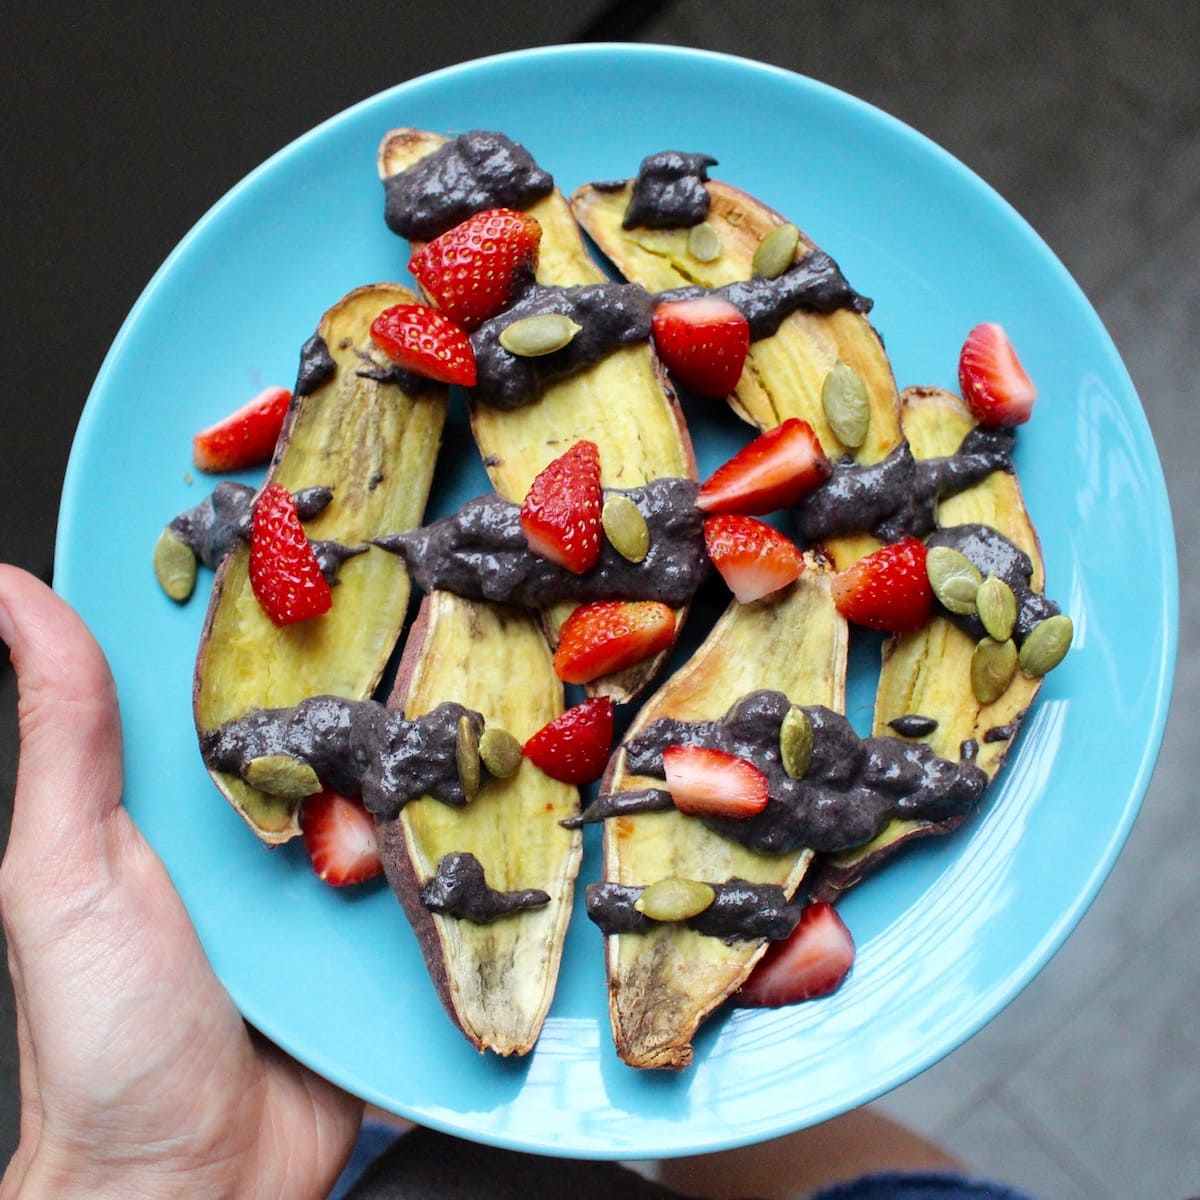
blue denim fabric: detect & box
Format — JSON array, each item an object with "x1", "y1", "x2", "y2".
[{"x1": 811, "y1": 1172, "x2": 1037, "y2": 1200}]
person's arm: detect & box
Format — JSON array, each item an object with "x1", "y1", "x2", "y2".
[{"x1": 0, "y1": 564, "x2": 364, "y2": 1200}]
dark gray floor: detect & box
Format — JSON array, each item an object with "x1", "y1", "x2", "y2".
[{"x1": 2, "y1": 3, "x2": 1195, "y2": 1196}]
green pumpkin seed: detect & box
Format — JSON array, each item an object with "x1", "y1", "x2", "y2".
[
  {"x1": 243, "y1": 754, "x2": 323, "y2": 799},
  {"x1": 456, "y1": 715, "x2": 482, "y2": 801},
  {"x1": 927, "y1": 546, "x2": 984, "y2": 615},
  {"x1": 1019, "y1": 614, "x2": 1073, "y2": 677},
  {"x1": 780, "y1": 705, "x2": 814, "y2": 779},
  {"x1": 479, "y1": 727, "x2": 523, "y2": 780},
  {"x1": 821, "y1": 360, "x2": 871, "y2": 449},
  {"x1": 970, "y1": 638, "x2": 1018, "y2": 705},
  {"x1": 153, "y1": 527, "x2": 198, "y2": 602},
  {"x1": 976, "y1": 574, "x2": 1017, "y2": 642},
  {"x1": 752, "y1": 222, "x2": 800, "y2": 278},
  {"x1": 634, "y1": 877, "x2": 716, "y2": 922},
  {"x1": 687, "y1": 221, "x2": 722, "y2": 263},
  {"x1": 602, "y1": 494, "x2": 650, "y2": 563},
  {"x1": 499, "y1": 313, "x2": 582, "y2": 357}
]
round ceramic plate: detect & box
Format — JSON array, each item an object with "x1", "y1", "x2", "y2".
[{"x1": 56, "y1": 44, "x2": 1176, "y2": 1158}]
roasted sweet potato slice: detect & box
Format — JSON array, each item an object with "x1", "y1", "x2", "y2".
[
  {"x1": 571, "y1": 173, "x2": 900, "y2": 569},
  {"x1": 595, "y1": 564, "x2": 847, "y2": 1069},
  {"x1": 193, "y1": 284, "x2": 447, "y2": 841},
  {"x1": 810, "y1": 386, "x2": 1048, "y2": 899},
  {"x1": 378, "y1": 130, "x2": 696, "y2": 701},
  {"x1": 383, "y1": 591, "x2": 581, "y2": 1054}
]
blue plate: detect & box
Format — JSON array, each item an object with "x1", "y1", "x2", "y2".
[{"x1": 56, "y1": 44, "x2": 1176, "y2": 1158}]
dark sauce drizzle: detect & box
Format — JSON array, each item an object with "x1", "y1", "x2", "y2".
[{"x1": 421, "y1": 852, "x2": 550, "y2": 924}]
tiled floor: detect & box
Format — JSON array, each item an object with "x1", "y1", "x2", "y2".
[{"x1": 2, "y1": 2, "x2": 1196, "y2": 1197}]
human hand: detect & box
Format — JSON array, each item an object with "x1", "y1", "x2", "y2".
[{"x1": 0, "y1": 565, "x2": 364, "y2": 1199}]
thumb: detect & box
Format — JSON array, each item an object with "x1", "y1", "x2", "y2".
[{"x1": 0, "y1": 564, "x2": 126, "y2": 880}]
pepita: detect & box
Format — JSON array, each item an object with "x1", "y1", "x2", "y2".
[
  {"x1": 243, "y1": 754, "x2": 323, "y2": 799},
  {"x1": 927, "y1": 546, "x2": 984, "y2": 615},
  {"x1": 821, "y1": 360, "x2": 871, "y2": 449},
  {"x1": 976, "y1": 574, "x2": 1017, "y2": 642},
  {"x1": 1019, "y1": 613, "x2": 1073, "y2": 677},
  {"x1": 752, "y1": 222, "x2": 800, "y2": 278},
  {"x1": 479, "y1": 727, "x2": 523, "y2": 780},
  {"x1": 687, "y1": 221, "x2": 722, "y2": 263},
  {"x1": 970, "y1": 638, "x2": 1018, "y2": 705},
  {"x1": 602, "y1": 494, "x2": 650, "y2": 563},
  {"x1": 779, "y1": 705, "x2": 814, "y2": 779},
  {"x1": 153, "y1": 527, "x2": 198, "y2": 602},
  {"x1": 456, "y1": 715, "x2": 482, "y2": 801},
  {"x1": 498, "y1": 313, "x2": 582, "y2": 358},
  {"x1": 634, "y1": 877, "x2": 716, "y2": 922}
]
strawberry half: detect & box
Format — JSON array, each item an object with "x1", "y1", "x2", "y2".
[
  {"x1": 697, "y1": 417, "x2": 831, "y2": 515},
  {"x1": 248, "y1": 482, "x2": 333, "y2": 626},
  {"x1": 662, "y1": 744, "x2": 770, "y2": 819},
  {"x1": 958, "y1": 322, "x2": 1036, "y2": 427},
  {"x1": 192, "y1": 385, "x2": 291, "y2": 474},
  {"x1": 370, "y1": 303, "x2": 477, "y2": 387},
  {"x1": 831, "y1": 535, "x2": 932, "y2": 634},
  {"x1": 409, "y1": 208, "x2": 542, "y2": 331},
  {"x1": 552, "y1": 599, "x2": 676, "y2": 685},
  {"x1": 651, "y1": 295, "x2": 750, "y2": 398},
  {"x1": 301, "y1": 789, "x2": 383, "y2": 887},
  {"x1": 736, "y1": 901, "x2": 855, "y2": 1007},
  {"x1": 520, "y1": 440, "x2": 603, "y2": 574},
  {"x1": 703, "y1": 514, "x2": 805, "y2": 603},
  {"x1": 522, "y1": 696, "x2": 614, "y2": 785}
]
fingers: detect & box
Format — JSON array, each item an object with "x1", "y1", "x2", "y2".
[{"x1": 0, "y1": 564, "x2": 124, "y2": 876}]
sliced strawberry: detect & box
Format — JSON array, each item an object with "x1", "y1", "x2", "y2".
[
  {"x1": 552, "y1": 599, "x2": 676, "y2": 685},
  {"x1": 697, "y1": 417, "x2": 831, "y2": 515},
  {"x1": 519, "y1": 441, "x2": 603, "y2": 574},
  {"x1": 958, "y1": 322, "x2": 1036, "y2": 427},
  {"x1": 737, "y1": 901, "x2": 855, "y2": 1007},
  {"x1": 831, "y1": 536, "x2": 932, "y2": 634},
  {"x1": 409, "y1": 208, "x2": 542, "y2": 331},
  {"x1": 370, "y1": 303, "x2": 476, "y2": 387},
  {"x1": 301, "y1": 789, "x2": 383, "y2": 887},
  {"x1": 248, "y1": 482, "x2": 333, "y2": 626},
  {"x1": 522, "y1": 696, "x2": 614, "y2": 785},
  {"x1": 192, "y1": 385, "x2": 291, "y2": 474},
  {"x1": 651, "y1": 295, "x2": 750, "y2": 398},
  {"x1": 703, "y1": 514, "x2": 805, "y2": 603},
  {"x1": 662, "y1": 744, "x2": 770, "y2": 819}
]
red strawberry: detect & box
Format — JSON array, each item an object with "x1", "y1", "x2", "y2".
[
  {"x1": 552, "y1": 600, "x2": 676, "y2": 685},
  {"x1": 522, "y1": 696, "x2": 614, "y2": 785},
  {"x1": 662, "y1": 744, "x2": 769, "y2": 819},
  {"x1": 958, "y1": 322, "x2": 1036, "y2": 427},
  {"x1": 737, "y1": 901, "x2": 855, "y2": 1007},
  {"x1": 192, "y1": 385, "x2": 291, "y2": 473},
  {"x1": 248, "y1": 482, "x2": 333, "y2": 626},
  {"x1": 520, "y1": 441, "x2": 603, "y2": 574},
  {"x1": 409, "y1": 208, "x2": 542, "y2": 331},
  {"x1": 301, "y1": 789, "x2": 383, "y2": 887},
  {"x1": 370, "y1": 303, "x2": 476, "y2": 387},
  {"x1": 697, "y1": 418, "x2": 831, "y2": 515},
  {"x1": 651, "y1": 295, "x2": 750, "y2": 398},
  {"x1": 703, "y1": 514, "x2": 805, "y2": 603},
  {"x1": 831, "y1": 536, "x2": 932, "y2": 634}
]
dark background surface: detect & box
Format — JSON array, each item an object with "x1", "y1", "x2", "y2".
[{"x1": 2, "y1": 4, "x2": 1196, "y2": 1197}]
